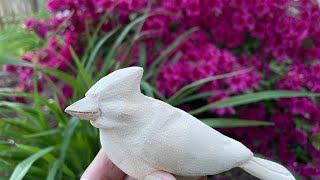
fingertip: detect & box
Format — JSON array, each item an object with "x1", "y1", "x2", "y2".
[{"x1": 81, "y1": 149, "x2": 125, "y2": 180}]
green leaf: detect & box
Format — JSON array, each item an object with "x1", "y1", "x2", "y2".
[
  {"x1": 170, "y1": 51, "x2": 183, "y2": 64},
  {"x1": 36, "y1": 66, "x2": 82, "y2": 92},
  {"x1": 140, "y1": 81, "x2": 166, "y2": 100},
  {"x1": 0, "y1": 101, "x2": 41, "y2": 127},
  {"x1": 311, "y1": 133, "x2": 320, "y2": 150},
  {"x1": 121, "y1": 42, "x2": 136, "y2": 68},
  {"x1": 311, "y1": 133, "x2": 320, "y2": 142},
  {"x1": 69, "y1": 47, "x2": 93, "y2": 87},
  {"x1": 47, "y1": 117, "x2": 79, "y2": 180},
  {"x1": 141, "y1": 81, "x2": 154, "y2": 97},
  {"x1": 0, "y1": 89, "x2": 67, "y2": 123},
  {"x1": 98, "y1": 14, "x2": 151, "y2": 79},
  {"x1": 294, "y1": 119, "x2": 313, "y2": 131},
  {"x1": 9, "y1": 146, "x2": 54, "y2": 180},
  {"x1": 83, "y1": 13, "x2": 109, "y2": 64},
  {"x1": 114, "y1": 62, "x2": 121, "y2": 70},
  {"x1": 40, "y1": 75, "x2": 70, "y2": 123},
  {"x1": 138, "y1": 42, "x2": 147, "y2": 68},
  {"x1": 86, "y1": 27, "x2": 120, "y2": 74},
  {"x1": 189, "y1": 91, "x2": 318, "y2": 115},
  {"x1": 16, "y1": 144, "x2": 75, "y2": 177},
  {"x1": 152, "y1": 87, "x2": 167, "y2": 101},
  {"x1": 0, "y1": 118, "x2": 36, "y2": 132},
  {"x1": 174, "y1": 92, "x2": 212, "y2": 105},
  {"x1": 0, "y1": 26, "x2": 45, "y2": 58},
  {"x1": 167, "y1": 69, "x2": 252, "y2": 105},
  {"x1": 23, "y1": 129, "x2": 62, "y2": 138},
  {"x1": 144, "y1": 27, "x2": 199, "y2": 81},
  {"x1": 201, "y1": 118, "x2": 273, "y2": 128},
  {"x1": 0, "y1": 57, "x2": 33, "y2": 67},
  {"x1": 121, "y1": 4, "x2": 149, "y2": 68},
  {"x1": 121, "y1": 8, "x2": 149, "y2": 68},
  {"x1": 33, "y1": 67, "x2": 47, "y2": 129},
  {"x1": 0, "y1": 101, "x2": 35, "y2": 111}
]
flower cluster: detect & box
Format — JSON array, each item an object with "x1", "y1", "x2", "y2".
[{"x1": 5, "y1": 0, "x2": 320, "y2": 178}]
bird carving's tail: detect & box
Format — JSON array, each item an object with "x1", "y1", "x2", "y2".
[{"x1": 239, "y1": 156, "x2": 295, "y2": 180}]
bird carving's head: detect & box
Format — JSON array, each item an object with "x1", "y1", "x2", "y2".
[{"x1": 65, "y1": 67, "x2": 143, "y2": 128}]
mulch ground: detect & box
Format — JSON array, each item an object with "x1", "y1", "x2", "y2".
[{"x1": 0, "y1": 71, "x2": 18, "y2": 88}]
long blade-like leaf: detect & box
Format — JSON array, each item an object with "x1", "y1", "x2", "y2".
[
  {"x1": 190, "y1": 91, "x2": 318, "y2": 115},
  {"x1": 0, "y1": 90, "x2": 67, "y2": 123},
  {"x1": 201, "y1": 118, "x2": 273, "y2": 127},
  {"x1": 167, "y1": 69, "x2": 252, "y2": 104},
  {"x1": 173, "y1": 92, "x2": 212, "y2": 105},
  {"x1": 138, "y1": 42, "x2": 147, "y2": 68},
  {"x1": 1, "y1": 58, "x2": 81, "y2": 92},
  {"x1": 36, "y1": 66, "x2": 82, "y2": 92},
  {"x1": 9, "y1": 146, "x2": 54, "y2": 180},
  {"x1": 69, "y1": 47, "x2": 93, "y2": 87},
  {"x1": 143, "y1": 27, "x2": 199, "y2": 81},
  {"x1": 98, "y1": 14, "x2": 151, "y2": 79},
  {"x1": 0, "y1": 57, "x2": 33, "y2": 67},
  {"x1": 47, "y1": 117, "x2": 79, "y2": 180},
  {"x1": 0, "y1": 101, "x2": 41, "y2": 128},
  {"x1": 82, "y1": 13, "x2": 109, "y2": 64},
  {"x1": 86, "y1": 27, "x2": 120, "y2": 73},
  {"x1": 0, "y1": 118, "x2": 36, "y2": 132},
  {"x1": 33, "y1": 66, "x2": 47, "y2": 129},
  {"x1": 141, "y1": 81, "x2": 154, "y2": 97},
  {"x1": 16, "y1": 144, "x2": 75, "y2": 177},
  {"x1": 23, "y1": 129, "x2": 62, "y2": 138}
]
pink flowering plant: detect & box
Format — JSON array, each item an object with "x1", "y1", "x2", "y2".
[{"x1": 1, "y1": 0, "x2": 320, "y2": 179}]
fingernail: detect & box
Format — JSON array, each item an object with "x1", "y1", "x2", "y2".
[{"x1": 144, "y1": 175, "x2": 162, "y2": 180}]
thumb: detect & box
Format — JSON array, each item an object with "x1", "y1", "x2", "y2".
[{"x1": 144, "y1": 171, "x2": 176, "y2": 180}]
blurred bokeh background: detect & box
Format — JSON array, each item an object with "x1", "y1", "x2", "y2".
[{"x1": 1, "y1": 1, "x2": 320, "y2": 180}]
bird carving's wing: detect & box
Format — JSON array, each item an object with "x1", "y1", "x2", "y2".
[{"x1": 141, "y1": 104, "x2": 252, "y2": 177}]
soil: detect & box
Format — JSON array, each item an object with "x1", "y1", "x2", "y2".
[{"x1": 0, "y1": 71, "x2": 18, "y2": 88}]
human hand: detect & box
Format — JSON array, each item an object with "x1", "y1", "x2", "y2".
[{"x1": 81, "y1": 149, "x2": 207, "y2": 180}]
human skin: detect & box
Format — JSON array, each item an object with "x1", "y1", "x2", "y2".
[{"x1": 81, "y1": 149, "x2": 207, "y2": 180}]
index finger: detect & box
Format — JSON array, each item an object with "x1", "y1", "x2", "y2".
[{"x1": 81, "y1": 149, "x2": 126, "y2": 180}]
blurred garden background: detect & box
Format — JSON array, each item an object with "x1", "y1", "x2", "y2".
[{"x1": 1, "y1": 0, "x2": 320, "y2": 179}]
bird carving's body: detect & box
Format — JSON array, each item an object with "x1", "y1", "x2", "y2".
[
  {"x1": 98, "y1": 95, "x2": 252, "y2": 179},
  {"x1": 65, "y1": 67, "x2": 295, "y2": 180}
]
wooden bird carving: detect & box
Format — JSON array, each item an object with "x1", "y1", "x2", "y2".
[{"x1": 65, "y1": 67, "x2": 295, "y2": 180}]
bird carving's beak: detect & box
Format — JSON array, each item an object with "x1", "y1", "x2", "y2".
[{"x1": 65, "y1": 97, "x2": 101, "y2": 121}]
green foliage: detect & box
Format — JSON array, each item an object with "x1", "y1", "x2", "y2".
[
  {"x1": 167, "y1": 68, "x2": 253, "y2": 105},
  {"x1": 201, "y1": 118, "x2": 273, "y2": 128},
  {"x1": 10, "y1": 147, "x2": 54, "y2": 180},
  {"x1": 143, "y1": 27, "x2": 199, "y2": 82},
  {"x1": 189, "y1": 91, "x2": 318, "y2": 115},
  {"x1": 97, "y1": 14, "x2": 151, "y2": 79},
  {"x1": 0, "y1": 1, "x2": 48, "y2": 60},
  {"x1": 0, "y1": 27, "x2": 45, "y2": 58},
  {"x1": 0, "y1": 13, "x2": 317, "y2": 179},
  {"x1": 47, "y1": 118, "x2": 79, "y2": 180}
]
